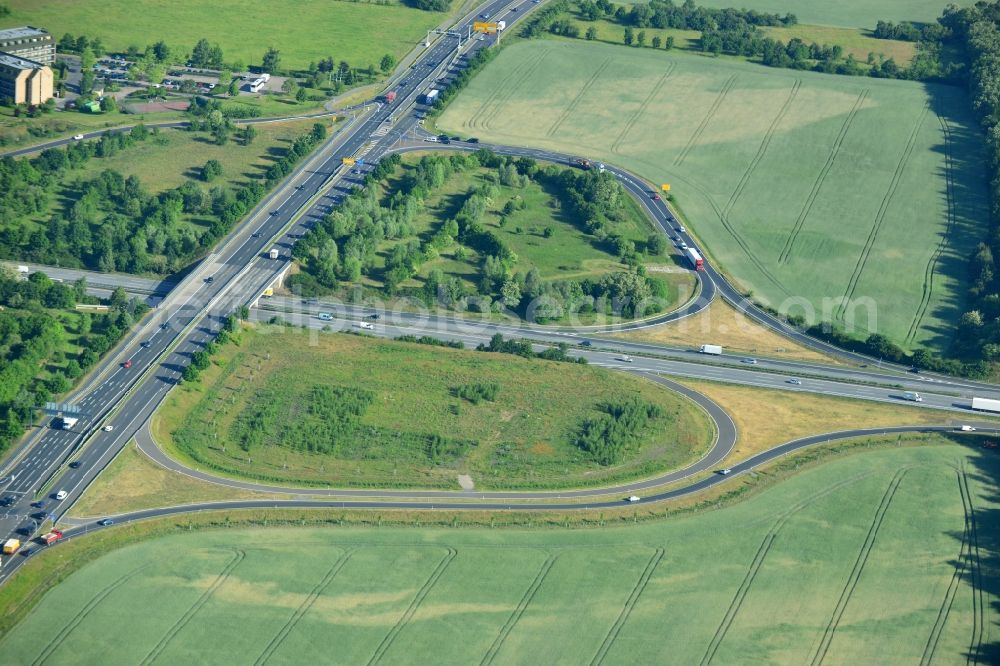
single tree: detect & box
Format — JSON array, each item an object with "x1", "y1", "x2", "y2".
[
  {"x1": 201, "y1": 159, "x2": 223, "y2": 182},
  {"x1": 262, "y1": 47, "x2": 281, "y2": 73},
  {"x1": 624, "y1": 28, "x2": 634, "y2": 46}
]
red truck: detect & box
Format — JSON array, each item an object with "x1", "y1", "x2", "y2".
[
  {"x1": 685, "y1": 247, "x2": 705, "y2": 271},
  {"x1": 40, "y1": 529, "x2": 63, "y2": 545},
  {"x1": 384, "y1": 91, "x2": 397, "y2": 103}
]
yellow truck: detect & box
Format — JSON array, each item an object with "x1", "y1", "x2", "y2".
[{"x1": 3, "y1": 538, "x2": 20, "y2": 555}]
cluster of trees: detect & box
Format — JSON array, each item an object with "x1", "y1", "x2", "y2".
[
  {"x1": 873, "y1": 20, "x2": 948, "y2": 43},
  {"x1": 292, "y1": 149, "x2": 667, "y2": 321},
  {"x1": 455, "y1": 382, "x2": 501, "y2": 404},
  {"x1": 574, "y1": 398, "x2": 664, "y2": 465},
  {"x1": 477, "y1": 334, "x2": 587, "y2": 365},
  {"x1": 179, "y1": 314, "x2": 239, "y2": 383},
  {"x1": 0, "y1": 271, "x2": 147, "y2": 454},
  {"x1": 0, "y1": 121, "x2": 324, "y2": 275}
]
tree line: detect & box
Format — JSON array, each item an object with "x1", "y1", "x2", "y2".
[
  {"x1": 940, "y1": 1, "x2": 1000, "y2": 374},
  {"x1": 546, "y1": 0, "x2": 956, "y2": 82}
]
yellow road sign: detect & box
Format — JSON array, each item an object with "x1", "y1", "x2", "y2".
[
  {"x1": 342, "y1": 157, "x2": 356, "y2": 166},
  {"x1": 661, "y1": 184, "x2": 671, "y2": 192},
  {"x1": 474, "y1": 21, "x2": 498, "y2": 34}
]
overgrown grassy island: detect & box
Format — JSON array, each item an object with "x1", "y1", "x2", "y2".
[{"x1": 155, "y1": 328, "x2": 712, "y2": 489}]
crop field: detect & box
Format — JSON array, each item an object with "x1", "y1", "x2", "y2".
[
  {"x1": 4, "y1": 442, "x2": 997, "y2": 664},
  {"x1": 621, "y1": 0, "x2": 945, "y2": 28},
  {"x1": 439, "y1": 41, "x2": 989, "y2": 350},
  {"x1": 155, "y1": 328, "x2": 712, "y2": 490},
  {"x1": 1, "y1": 0, "x2": 444, "y2": 70}
]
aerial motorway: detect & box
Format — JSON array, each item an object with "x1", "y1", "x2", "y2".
[{"x1": 0, "y1": 0, "x2": 996, "y2": 585}]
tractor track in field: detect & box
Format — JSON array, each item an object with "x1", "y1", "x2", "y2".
[
  {"x1": 590, "y1": 548, "x2": 665, "y2": 665},
  {"x1": 29, "y1": 563, "x2": 153, "y2": 666},
  {"x1": 685, "y1": 166, "x2": 791, "y2": 297},
  {"x1": 778, "y1": 88, "x2": 868, "y2": 266},
  {"x1": 809, "y1": 469, "x2": 909, "y2": 666},
  {"x1": 480, "y1": 553, "x2": 559, "y2": 666},
  {"x1": 545, "y1": 58, "x2": 613, "y2": 138},
  {"x1": 482, "y1": 49, "x2": 554, "y2": 131},
  {"x1": 467, "y1": 49, "x2": 551, "y2": 131},
  {"x1": 610, "y1": 64, "x2": 675, "y2": 155},
  {"x1": 921, "y1": 467, "x2": 975, "y2": 666},
  {"x1": 721, "y1": 78, "x2": 801, "y2": 222},
  {"x1": 960, "y1": 466, "x2": 987, "y2": 664},
  {"x1": 254, "y1": 549, "x2": 354, "y2": 665},
  {"x1": 674, "y1": 74, "x2": 738, "y2": 167},
  {"x1": 906, "y1": 109, "x2": 955, "y2": 346},
  {"x1": 368, "y1": 548, "x2": 457, "y2": 665},
  {"x1": 838, "y1": 104, "x2": 929, "y2": 324},
  {"x1": 699, "y1": 473, "x2": 871, "y2": 665},
  {"x1": 139, "y1": 549, "x2": 246, "y2": 666}
]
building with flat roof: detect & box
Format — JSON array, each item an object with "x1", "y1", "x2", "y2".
[
  {"x1": 0, "y1": 53, "x2": 53, "y2": 105},
  {"x1": 0, "y1": 26, "x2": 55, "y2": 66}
]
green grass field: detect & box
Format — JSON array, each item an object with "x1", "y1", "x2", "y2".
[
  {"x1": 621, "y1": 0, "x2": 946, "y2": 28},
  {"x1": 3, "y1": 440, "x2": 996, "y2": 664},
  {"x1": 156, "y1": 328, "x2": 712, "y2": 489},
  {"x1": 1, "y1": 0, "x2": 444, "y2": 70},
  {"x1": 439, "y1": 40, "x2": 989, "y2": 351}
]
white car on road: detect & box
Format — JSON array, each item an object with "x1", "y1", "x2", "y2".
[
  {"x1": 55, "y1": 490, "x2": 67, "y2": 500},
  {"x1": 72, "y1": 134, "x2": 84, "y2": 140},
  {"x1": 627, "y1": 496, "x2": 641, "y2": 502}
]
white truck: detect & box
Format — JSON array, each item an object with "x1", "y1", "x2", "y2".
[
  {"x1": 422, "y1": 89, "x2": 439, "y2": 104},
  {"x1": 901, "y1": 391, "x2": 923, "y2": 402},
  {"x1": 268, "y1": 248, "x2": 279, "y2": 260},
  {"x1": 700, "y1": 344, "x2": 722, "y2": 355},
  {"x1": 357, "y1": 322, "x2": 374, "y2": 330},
  {"x1": 971, "y1": 397, "x2": 1000, "y2": 413},
  {"x1": 59, "y1": 416, "x2": 78, "y2": 430},
  {"x1": 496, "y1": 20, "x2": 506, "y2": 31}
]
